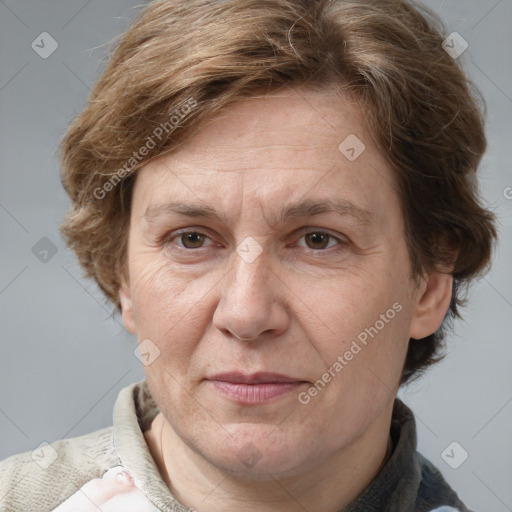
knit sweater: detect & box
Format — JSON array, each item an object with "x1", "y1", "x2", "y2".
[{"x1": 0, "y1": 380, "x2": 472, "y2": 511}]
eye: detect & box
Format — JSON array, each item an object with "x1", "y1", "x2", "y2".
[
  {"x1": 164, "y1": 229, "x2": 346, "y2": 252},
  {"x1": 295, "y1": 231, "x2": 344, "y2": 251},
  {"x1": 171, "y1": 231, "x2": 214, "y2": 249}
]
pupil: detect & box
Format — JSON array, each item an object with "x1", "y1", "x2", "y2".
[
  {"x1": 183, "y1": 233, "x2": 204, "y2": 248},
  {"x1": 307, "y1": 232, "x2": 328, "y2": 249}
]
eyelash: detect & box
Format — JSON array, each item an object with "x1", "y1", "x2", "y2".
[{"x1": 163, "y1": 228, "x2": 348, "y2": 253}]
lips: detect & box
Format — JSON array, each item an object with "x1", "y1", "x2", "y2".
[
  {"x1": 206, "y1": 372, "x2": 307, "y2": 404},
  {"x1": 208, "y1": 372, "x2": 303, "y2": 384}
]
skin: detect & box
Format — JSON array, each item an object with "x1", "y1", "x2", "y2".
[{"x1": 119, "y1": 86, "x2": 453, "y2": 512}]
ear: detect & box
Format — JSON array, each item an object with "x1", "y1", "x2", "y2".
[
  {"x1": 119, "y1": 273, "x2": 136, "y2": 335},
  {"x1": 409, "y1": 271, "x2": 453, "y2": 340}
]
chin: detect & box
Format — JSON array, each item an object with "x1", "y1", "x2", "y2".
[{"x1": 191, "y1": 423, "x2": 324, "y2": 481}]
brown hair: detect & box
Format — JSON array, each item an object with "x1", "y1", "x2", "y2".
[{"x1": 59, "y1": 0, "x2": 497, "y2": 384}]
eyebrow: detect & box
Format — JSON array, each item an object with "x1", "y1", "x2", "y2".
[{"x1": 143, "y1": 198, "x2": 374, "y2": 226}]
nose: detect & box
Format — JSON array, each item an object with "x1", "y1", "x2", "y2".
[{"x1": 212, "y1": 247, "x2": 290, "y2": 342}]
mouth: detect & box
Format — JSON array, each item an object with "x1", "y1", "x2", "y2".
[{"x1": 205, "y1": 372, "x2": 308, "y2": 404}]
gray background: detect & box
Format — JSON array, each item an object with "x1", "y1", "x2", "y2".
[{"x1": 0, "y1": 0, "x2": 511, "y2": 510}]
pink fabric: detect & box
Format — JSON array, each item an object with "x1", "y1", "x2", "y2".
[{"x1": 52, "y1": 466, "x2": 161, "y2": 511}]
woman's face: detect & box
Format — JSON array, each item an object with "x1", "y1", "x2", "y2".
[{"x1": 119, "y1": 87, "x2": 448, "y2": 479}]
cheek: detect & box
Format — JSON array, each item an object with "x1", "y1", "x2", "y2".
[
  {"x1": 298, "y1": 281, "x2": 411, "y2": 441},
  {"x1": 128, "y1": 256, "x2": 220, "y2": 368},
  {"x1": 130, "y1": 256, "x2": 197, "y2": 326},
  {"x1": 305, "y1": 265, "x2": 399, "y2": 335},
  {"x1": 301, "y1": 262, "x2": 412, "y2": 391}
]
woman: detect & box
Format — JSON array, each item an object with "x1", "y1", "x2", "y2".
[{"x1": 0, "y1": 0, "x2": 496, "y2": 510}]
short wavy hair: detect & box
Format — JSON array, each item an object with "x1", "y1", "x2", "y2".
[{"x1": 59, "y1": 0, "x2": 497, "y2": 385}]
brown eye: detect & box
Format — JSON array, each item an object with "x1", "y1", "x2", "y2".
[
  {"x1": 179, "y1": 232, "x2": 207, "y2": 248},
  {"x1": 303, "y1": 232, "x2": 336, "y2": 250}
]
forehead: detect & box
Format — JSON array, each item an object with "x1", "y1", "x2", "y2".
[
  {"x1": 133, "y1": 86, "x2": 399, "y2": 221},
  {"x1": 160, "y1": 87, "x2": 366, "y2": 168}
]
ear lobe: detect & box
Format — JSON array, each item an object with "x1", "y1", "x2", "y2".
[
  {"x1": 119, "y1": 275, "x2": 136, "y2": 334},
  {"x1": 409, "y1": 271, "x2": 453, "y2": 340}
]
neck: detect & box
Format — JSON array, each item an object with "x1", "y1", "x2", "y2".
[{"x1": 144, "y1": 406, "x2": 394, "y2": 512}]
